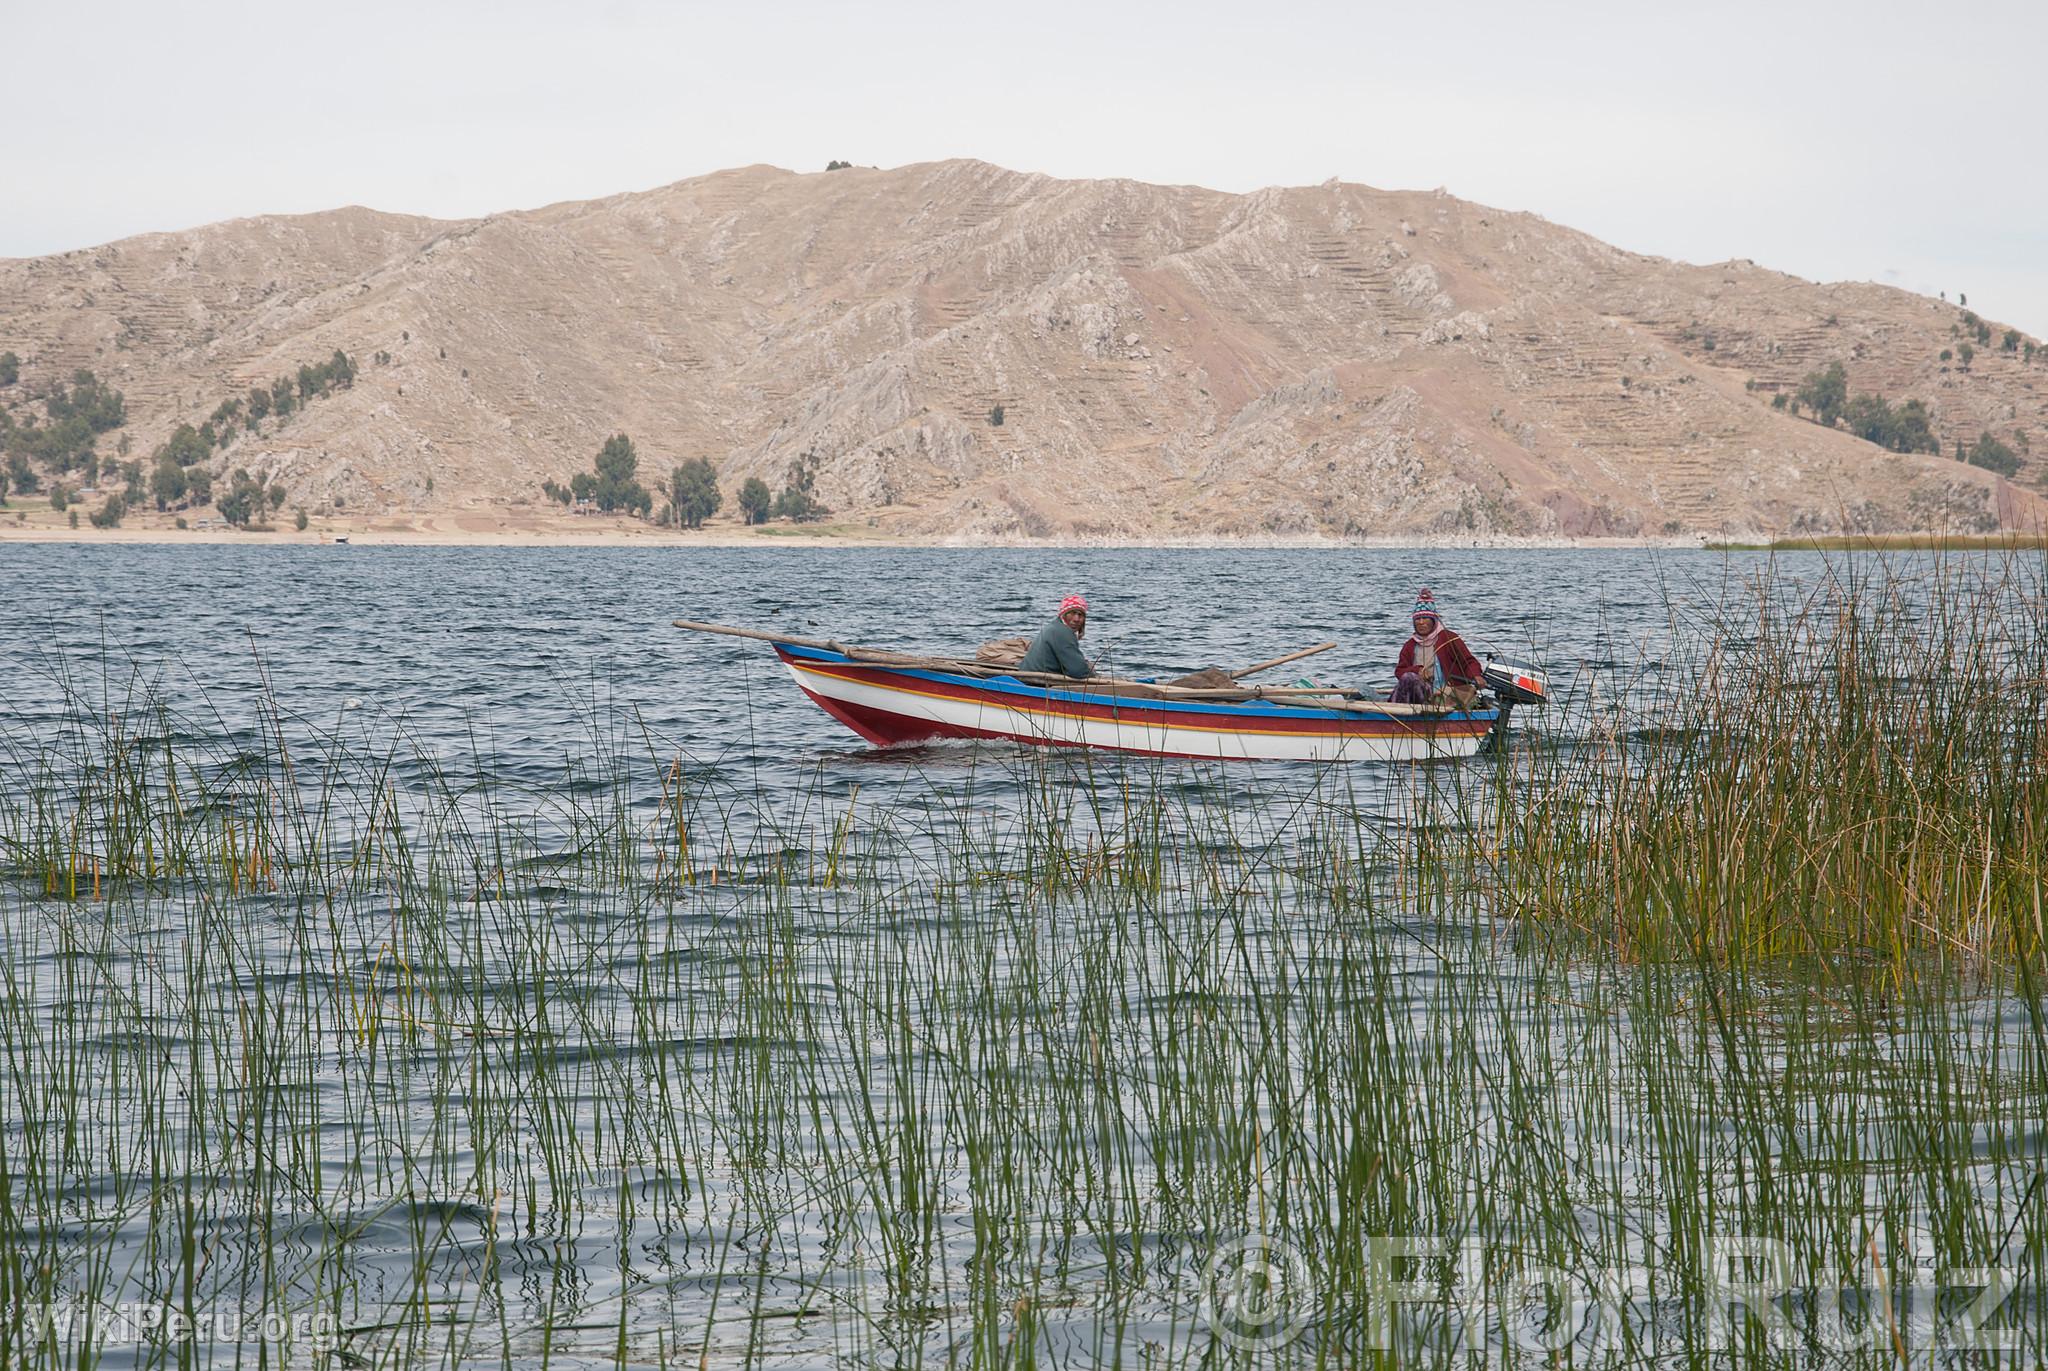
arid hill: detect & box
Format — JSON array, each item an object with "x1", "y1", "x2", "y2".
[{"x1": 3, "y1": 160, "x2": 2044, "y2": 538}]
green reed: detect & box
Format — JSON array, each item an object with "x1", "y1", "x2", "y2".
[
  {"x1": 1491, "y1": 549, "x2": 2048, "y2": 974},
  {"x1": 0, "y1": 554, "x2": 2039, "y2": 1367}
]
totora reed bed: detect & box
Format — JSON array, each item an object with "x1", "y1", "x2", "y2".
[{"x1": 0, "y1": 553, "x2": 2043, "y2": 1367}]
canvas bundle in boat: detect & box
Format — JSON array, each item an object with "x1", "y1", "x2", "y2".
[{"x1": 975, "y1": 637, "x2": 1031, "y2": 666}]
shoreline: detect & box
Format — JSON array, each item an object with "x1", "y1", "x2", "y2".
[
  {"x1": 0, "y1": 512, "x2": 1713, "y2": 551},
  {"x1": 0, "y1": 525, "x2": 1712, "y2": 550},
  {"x1": 1, "y1": 517, "x2": 2036, "y2": 553}
]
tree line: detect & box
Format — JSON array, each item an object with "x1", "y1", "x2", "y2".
[
  {"x1": 1772, "y1": 361, "x2": 2024, "y2": 478},
  {"x1": 1773, "y1": 362, "x2": 1938, "y2": 454},
  {"x1": 1, "y1": 368, "x2": 128, "y2": 481},
  {"x1": 542, "y1": 438, "x2": 829, "y2": 528},
  {"x1": 0, "y1": 350, "x2": 348, "y2": 526}
]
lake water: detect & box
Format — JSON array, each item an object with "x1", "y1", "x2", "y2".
[
  {"x1": 0, "y1": 543, "x2": 2038, "y2": 1369},
  {"x1": 0, "y1": 542, "x2": 1781, "y2": 772}
]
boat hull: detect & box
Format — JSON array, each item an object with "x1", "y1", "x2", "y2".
[{"x1": 775, "y1": 645, "x2": 1497, "y2": 762}]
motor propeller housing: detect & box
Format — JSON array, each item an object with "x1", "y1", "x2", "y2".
[{"x1": 1482, "y1": 656, "x2": 1551, "y2": 706}]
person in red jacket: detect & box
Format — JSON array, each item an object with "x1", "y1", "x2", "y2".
[{"x1": 1391, "y1": 589, "x2": 1483, "y2": 707}]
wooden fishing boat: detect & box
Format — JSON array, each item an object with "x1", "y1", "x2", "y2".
[{"x1": 676, "y1": 621, "x2": 1545, "y2": 763}]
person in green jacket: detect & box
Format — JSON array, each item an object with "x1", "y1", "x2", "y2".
[{"x1": 1019, "y1": 594, "x2": 1093, "y2": 678}]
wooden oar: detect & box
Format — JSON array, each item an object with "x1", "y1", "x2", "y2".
[{"x1": 1230, "y1": 641, "x2": 1337, "y2": 680}]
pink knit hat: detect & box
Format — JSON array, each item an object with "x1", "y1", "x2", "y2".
[{"x1": 1059, "y1": 594, "x2": 1089, "y2": 616}]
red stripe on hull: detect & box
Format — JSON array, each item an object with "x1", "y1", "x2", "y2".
[
  {"x1": 799, "y1": 686, "x2": 958, "y2": 747},
  {"x1": 798, "y1": 685, "x2": 1480, "y2": 760},
  {"x1": 787, "y1": 656, "x2": 1483, "y2": 740}
]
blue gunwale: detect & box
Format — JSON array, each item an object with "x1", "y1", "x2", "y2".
[{"x1": 775, "y1": 642, "x2": 1500, "y2": 726}]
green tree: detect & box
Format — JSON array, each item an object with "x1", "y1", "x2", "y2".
[
  {"x1": 1965, "y1": 433, "x2": 2021, "y2": 478},
  {"x1": 1843, "y1": 393, "x2": 1938, "y2": 454},
  {"x1": 88, "y1": 494, "x2": 126, "y2": 529},
  {"x1": 216, "y1": 469, "x2": 268, "y2": 527},
  {"x1": 1886, "y1": 399, "x2": 1938, "y2": 454},
  {"x1": 185, "y1": 466, "x2": 213, "y2": 505},
  {"x1": 150, "y1": 454, "x2": 186, "y2": 510},
  {"x1": 49, "y1": 485, "x2": 68, "y2": 512},
  {"x1": 247, "y1": 386, "x2": 272, "y2": 424},
  {"x1": 1958, "y1": 342, "x2": 1975, "y2": 368},
  {"x1": 668, "y1": 458, "x2": 722, "y2": 529},
  {"x1": 988, "y1": 403, "x2": 1005, "y2": 427},
  {"x1": 294, "y1": 506, "x2": 309, "y2": 531},
  {"x1": 738, "y1": 476, "x2": 773, "y2": 525},
  {"x1": 590, "y1": 434, "x2": 651, "y2": 514},
  {"x1": 771, "y1": 454, "x2": 829, "y2": 522},
  {"x1": 46, "y1": 369, "x2": 126, "y2": 432},
  {"x1": 7, "y1": 410, "x2": 99, "y2": 473},
  {"x1": 595, "y1": 434, "x2": 637, "y2": 484},
  {"x1": 0, "y1": 351, "x2": 17, "y2": 386},
  {"x1": 1842, "y1": 393, "x2": 1891, "y2": 447},
  {"x1": 7, "y1": 452, "x2": 40, "y2": 494},
  {"x1": 2003, "y1": 329, "x2": 2022, "y2": 353},
  {"x1": 1794, "y1": 362, "x2": 1848, "y2": 427},
  {"x1": 158, "y1": 424, "x2": 210, "y2": 468}
]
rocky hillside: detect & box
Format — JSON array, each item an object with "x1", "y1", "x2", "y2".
[{"x1": 3, "y1": 160, "x2": 2044, "y2": 538}]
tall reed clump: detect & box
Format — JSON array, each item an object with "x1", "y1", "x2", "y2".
[
  {"x1": 0, "y1": 569, "x2": 2040, "y2": 1368},
  {"x1": 1490, "y1": 551, "x2": 2048, "y2": 973}
]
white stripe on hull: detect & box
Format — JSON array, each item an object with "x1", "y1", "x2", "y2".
[{"x1": 787, "y1": 662, "x2": 1489, "y2": 763}]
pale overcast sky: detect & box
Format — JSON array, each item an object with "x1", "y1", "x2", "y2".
[{"x1": 7, "y1": 0, "x2": 2045, "y2": 333}]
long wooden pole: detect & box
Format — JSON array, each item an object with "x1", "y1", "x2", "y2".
[
  {"x1": 675, "y1": 619, "x2": 1127, "y2": 689},
  {"x1": 672, "y1": 619, "x2": 853, "y2": 654},
  {"x1": 670, "y1": 619, "x2": 1399, "y2": 706},
  {"x1": 1230, "y1": 641, "x2": 1337, "y2": 679}
]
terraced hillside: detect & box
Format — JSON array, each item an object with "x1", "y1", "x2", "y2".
[{"x1": 2, "y1": 160, "x2": 2042, "y2": 538}]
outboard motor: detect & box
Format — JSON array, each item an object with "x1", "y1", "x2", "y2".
[
  {"x1": 1480, "y1": 654, "x2": 1549, "y2": 751},
  {"x1": 1482, "y1": 655, "x2": 1551, "y2": 707}
]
